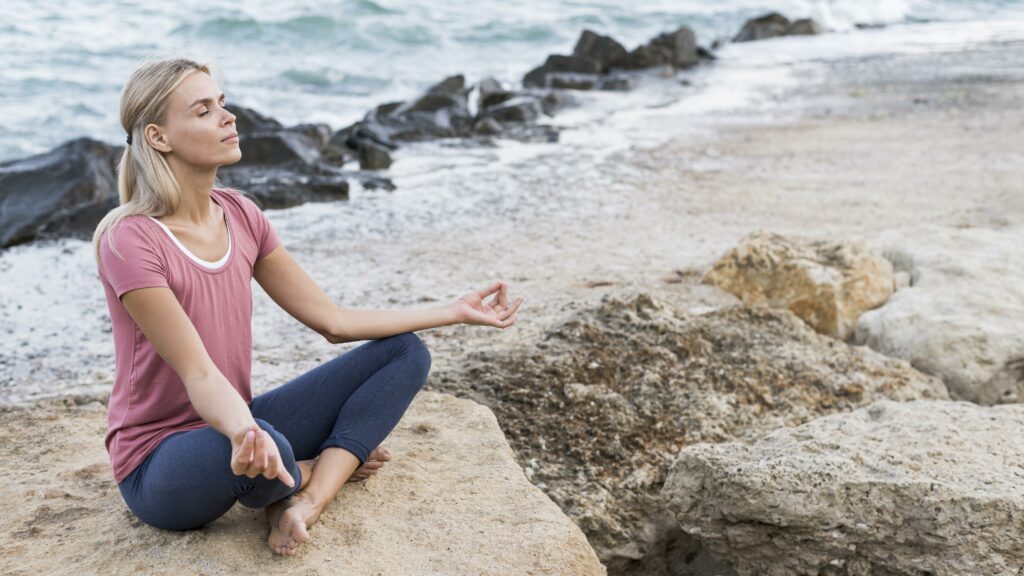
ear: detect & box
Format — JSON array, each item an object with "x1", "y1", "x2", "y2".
[{"x1": 144, "y1": 123, "x2": 172, "y2": 153}]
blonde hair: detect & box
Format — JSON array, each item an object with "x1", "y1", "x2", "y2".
[{"x1": 91, "y1": 56, "x2": 256, "y2": 268}]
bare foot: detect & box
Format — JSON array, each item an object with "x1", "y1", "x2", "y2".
[
  {"x1": 347, "y1": 446, "x2": 392, "y2": 483},
  {"x1": 265, "y1": 489, "x2": 320, "y2": 556}
]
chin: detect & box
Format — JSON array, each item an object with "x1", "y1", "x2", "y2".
[{"x1": 219, "y1": 150, "x2": 244, "y2": 167}]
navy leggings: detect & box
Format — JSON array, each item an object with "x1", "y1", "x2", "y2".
[{"x1": 117, "y1": 331, "x2": 431, "y2": 531}]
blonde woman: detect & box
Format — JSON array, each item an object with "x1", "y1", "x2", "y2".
[{"x1": 92, "y1": 57, "x2": 524, "y2": 556}]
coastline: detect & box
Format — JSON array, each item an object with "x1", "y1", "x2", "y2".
[{"x1": 1, "y1": 21, "x2": 1023, "y2": 573}]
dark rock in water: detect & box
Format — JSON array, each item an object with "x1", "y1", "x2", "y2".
[
  {"x1": 733, "y1": 12, "x2": 790, "y2": 42},
  {"x1": 358, "y1": 140, "x2": 393, "y2": 170},
  {"x1": 359, "y1": 74, "x2": 475, "y2": 142},
  {"x1": 0, "y1": 137, "x2": 120, "y2": 248},
  {"x1": 696, "y1": 45, "x2": 716, "y2": 61},
  {"x1": 595, "y1": 73, "x2": 636, "y2": 91},
  {"x1": 477, "y1": 78, "x2": 517, "y2": 110},
  {"x1": 572, "y1": 29, "x2": 628, "y2": 73},
  {"x1": 548, "y1": 72, "x2": 601, "y2": 91},
  {"x1": 235, "y1": 131, "x2": 322, "y2": 166},
  {"x1": 540, "y1": 91, "x2": 576, "y2": 116},
  {"x1": 477, "y1": 96, "x2": 544, "y2": 125},
  {"x1": 227, "y1": 104, "x2": 284, "y2": 135},
  {"x1": 786, "y1": 18, "x2": 824, "y2": 36},
  {"x1": 622, "y1": 26, "x2": 699, "y2": 70},
  {"x1": 218, "y1": 161, "x2": 351, "y2": 209},
  {"x1": 733, "y1": 12, "x2": 824, "y2": 42},
  {"x1": 472, "y1": 117, "x2": 504, "y2": 136},
  {"x1": 354, "y1": 172, "x2": 397, "y2": 191},
  {"x1": 523, "y1": 54, "x2": 602, "y2": 88}
]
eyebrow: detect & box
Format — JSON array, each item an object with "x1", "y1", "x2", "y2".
[{"x1": 189, "y1": 92, "x2": 226, "y2": 109}]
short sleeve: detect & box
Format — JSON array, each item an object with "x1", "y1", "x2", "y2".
[
  {"x1": 249, "y1": 200, "x2": 281, "y2": 261},
  {"x1": 98, "y1": 219, "x2": 169, "y2": 300}
]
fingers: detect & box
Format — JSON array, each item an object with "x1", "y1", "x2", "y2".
[
  {"x1": 247, "y1": 429, "x2": 269, "y2": 477},
  {"x1": 232, "y1": 428, "x2": 256, "y2": 475},
  {"x1": 474, "y1": 281, "x2": 501, "y2": 300},
  {"x1": 498, "y1": 296, "x2": 524, "y2": 320},
  {"x1": 498, "y1": 282, "x2": 508, "y2": 309}
]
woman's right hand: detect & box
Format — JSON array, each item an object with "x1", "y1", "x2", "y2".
[{"x1": 230, "y1": 423, "x2": 296, "y2": 488}]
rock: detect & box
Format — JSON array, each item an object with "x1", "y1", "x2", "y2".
[
  {"x1": 477, "y1": 96, "x2": 545, "y2": 125},
  {"x1": 786, "y1": 18, "x2": 824, "y2": 36},
  {"x1": 234, "y1": 131, "x2": 322, "y2": 166},
  {"x1": 702, "y1": 230, "x2": 894, "y2": 341},
  {"x1": 662, "y1": 399, "x2": 1024, "y2": 576},
  {"x1": 0, "y1": 137, "x2": 120, "y2": 248},
  {"x1": 855, "y1": 225, "x2": 1024, "y2": 405},
  {"x1": 357, "y1": 141, "x2": 392, "y2": 170},
  {"x1": 733, "y1": 13, "x2": 824, "y2": 42},
  {"x1": 622, "y1": 26, "x2": 699, "y2": 70},
  {"x1": 572, "y1": 30, "x2": 628, "y2": 73},
  {"x1": 732, "y1": 12, "x2": 790, "y2": 42},
  {"x1": 434, "y1": 293, "x2": 946, "y2": 574},
  {"x1": 549, "y1": 72, "x2": 601, "y2": 91},
  {"x1": 472, "y1": 117, "x2": 504, "y2": 136},
  {"x1": 219, "y1": 162, "x2": 351, "y2": 209},
  {"x1": 477, "y1": 77, "x2": 516, "y2": 110},
  {"x1": 523, "y1": 54, "x2": 603, "y2": 88},
  {"x1": 0, "y1": 391, "x2": 605, "y2": 575}
]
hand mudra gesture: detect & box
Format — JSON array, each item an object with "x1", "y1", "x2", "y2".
[
  {"x1": 230, "y1": 424, "x2": 296, "y2": 488},
  {"x1": 456, "y1": 281, "x2": 524, "y2": 328}
]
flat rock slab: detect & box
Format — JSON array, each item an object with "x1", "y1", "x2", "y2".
[
  {"x1": 662, "y1": 399, "x2": 1024, "y2": 576},
  {"x1": 0, "y1": 391, "x2": 605, "y2": 576}
]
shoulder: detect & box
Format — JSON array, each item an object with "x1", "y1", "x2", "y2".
[
  {"x1": 101, "y1": 214, "x2": 152, "y2": 245},
  {"x1": 213, "y1": 186, "x2": 265, "y2": 214}
]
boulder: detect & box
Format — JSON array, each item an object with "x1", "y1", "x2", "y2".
[
  {"x1": 662, "y1": 399, "x2": 1024, "y2": 576},
  {"x1": 733, "y1": 13, "x2": 824, "y2": 43},
  {"x1": 572, "y1": 30, "x2": 628, "y2": 73},
  {"x1": 622, "y1": 26, "x2": 699, "y2": 70},
  {"x1": 856, "y1": 225, "x2": 1024, "y2": 405},
  {"x1": 0, "y1": 137, "x2": 120, "y2": 248},
  {"x1": 434, "y1": 293, "x2": 947, "y2": 574},
  {"x1": 523, "y1": 54, "x2": 603, "y2": 88},
  {"x1": 0, "y1": 391, "x2": 605, "y2": 575},
  {"x1": 702, "y1": 230, "x2": 894, "y2": 341}
]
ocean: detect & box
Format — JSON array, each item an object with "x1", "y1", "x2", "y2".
[{"x1": 2, "y1": 0, "x2": 1024, "y2": 161}]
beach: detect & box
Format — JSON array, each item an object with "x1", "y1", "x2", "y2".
[{"x1": 2, "y1": 14, "x2": 1024, "y2": 575}]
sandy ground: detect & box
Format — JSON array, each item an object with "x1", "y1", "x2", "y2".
[{"x1": 2, "y1": 31, "x2": 1023, "y2": 572}]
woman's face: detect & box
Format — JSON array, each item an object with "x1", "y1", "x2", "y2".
[{"x1": 147, "y1": 71, "x2": 241, "y2": 169}]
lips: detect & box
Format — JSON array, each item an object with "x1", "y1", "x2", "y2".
[{"x1": 221, "y1": 133, "x2": 238, "y2": 142}]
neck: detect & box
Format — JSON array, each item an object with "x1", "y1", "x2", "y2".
[{"x1": 166, "y1": 158, "x2": 218, "y2": 225}]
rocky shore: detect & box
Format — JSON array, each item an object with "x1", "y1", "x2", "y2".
[{"x1": 2, "y1": 13, "x2": 1023, "y2": 576}]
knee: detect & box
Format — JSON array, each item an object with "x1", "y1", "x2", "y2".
[
  {"x1": 392, "y1": 332, "x2": 431, "y2": 374},
  {"x1": 252, "y1": 418, "x2": 297, "y2": 465}
]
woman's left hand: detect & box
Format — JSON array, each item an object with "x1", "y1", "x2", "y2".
[{"x1": 455, "y1": 281, "x2": 524, "y2": 328}]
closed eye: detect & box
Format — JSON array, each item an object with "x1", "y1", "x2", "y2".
[{"x1": 199, "y1": 99, "x2": 227, "y2": 116}]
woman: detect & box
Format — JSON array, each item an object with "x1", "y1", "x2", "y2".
[{"x1": 91, "y1": 57, "x2": 524, "y2": 556}]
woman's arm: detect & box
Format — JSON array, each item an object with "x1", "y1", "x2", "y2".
[
  {"x1": 120, "y1": 286, "x2": 257, "y2": 442},
  {"x1": 253, "y1": 244, "x2": 523, "y2": 343}
]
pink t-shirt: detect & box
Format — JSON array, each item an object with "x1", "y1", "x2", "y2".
[{"x1": 96, "y1": 187, "x2": 281, "y2": 483}]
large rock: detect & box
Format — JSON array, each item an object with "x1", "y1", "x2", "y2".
[
  {"x1": 622, "y1": 26, "x2": 699, "y2": 70},
  {"x1": 433, "y1": 293, "x2": 947, "y2": 575},
  {"x1": 662, "y1": 399, "x2": 1024, "y2": 576},
  {"x1": 856, "y1": 225, "x2": 1024, "y2": 405},
  {"x1": 733, "y1": 12, "x2": 824, "y2": 43},
  {"x1": 0, "y1": 391, "x2": 605, "y2": 575},
  {"x1": 0, "y1": 137, "x2": 120, "y2": 248},
  {"x1": 702, "y1": 230, "x2": 894, "y2": 341}
]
